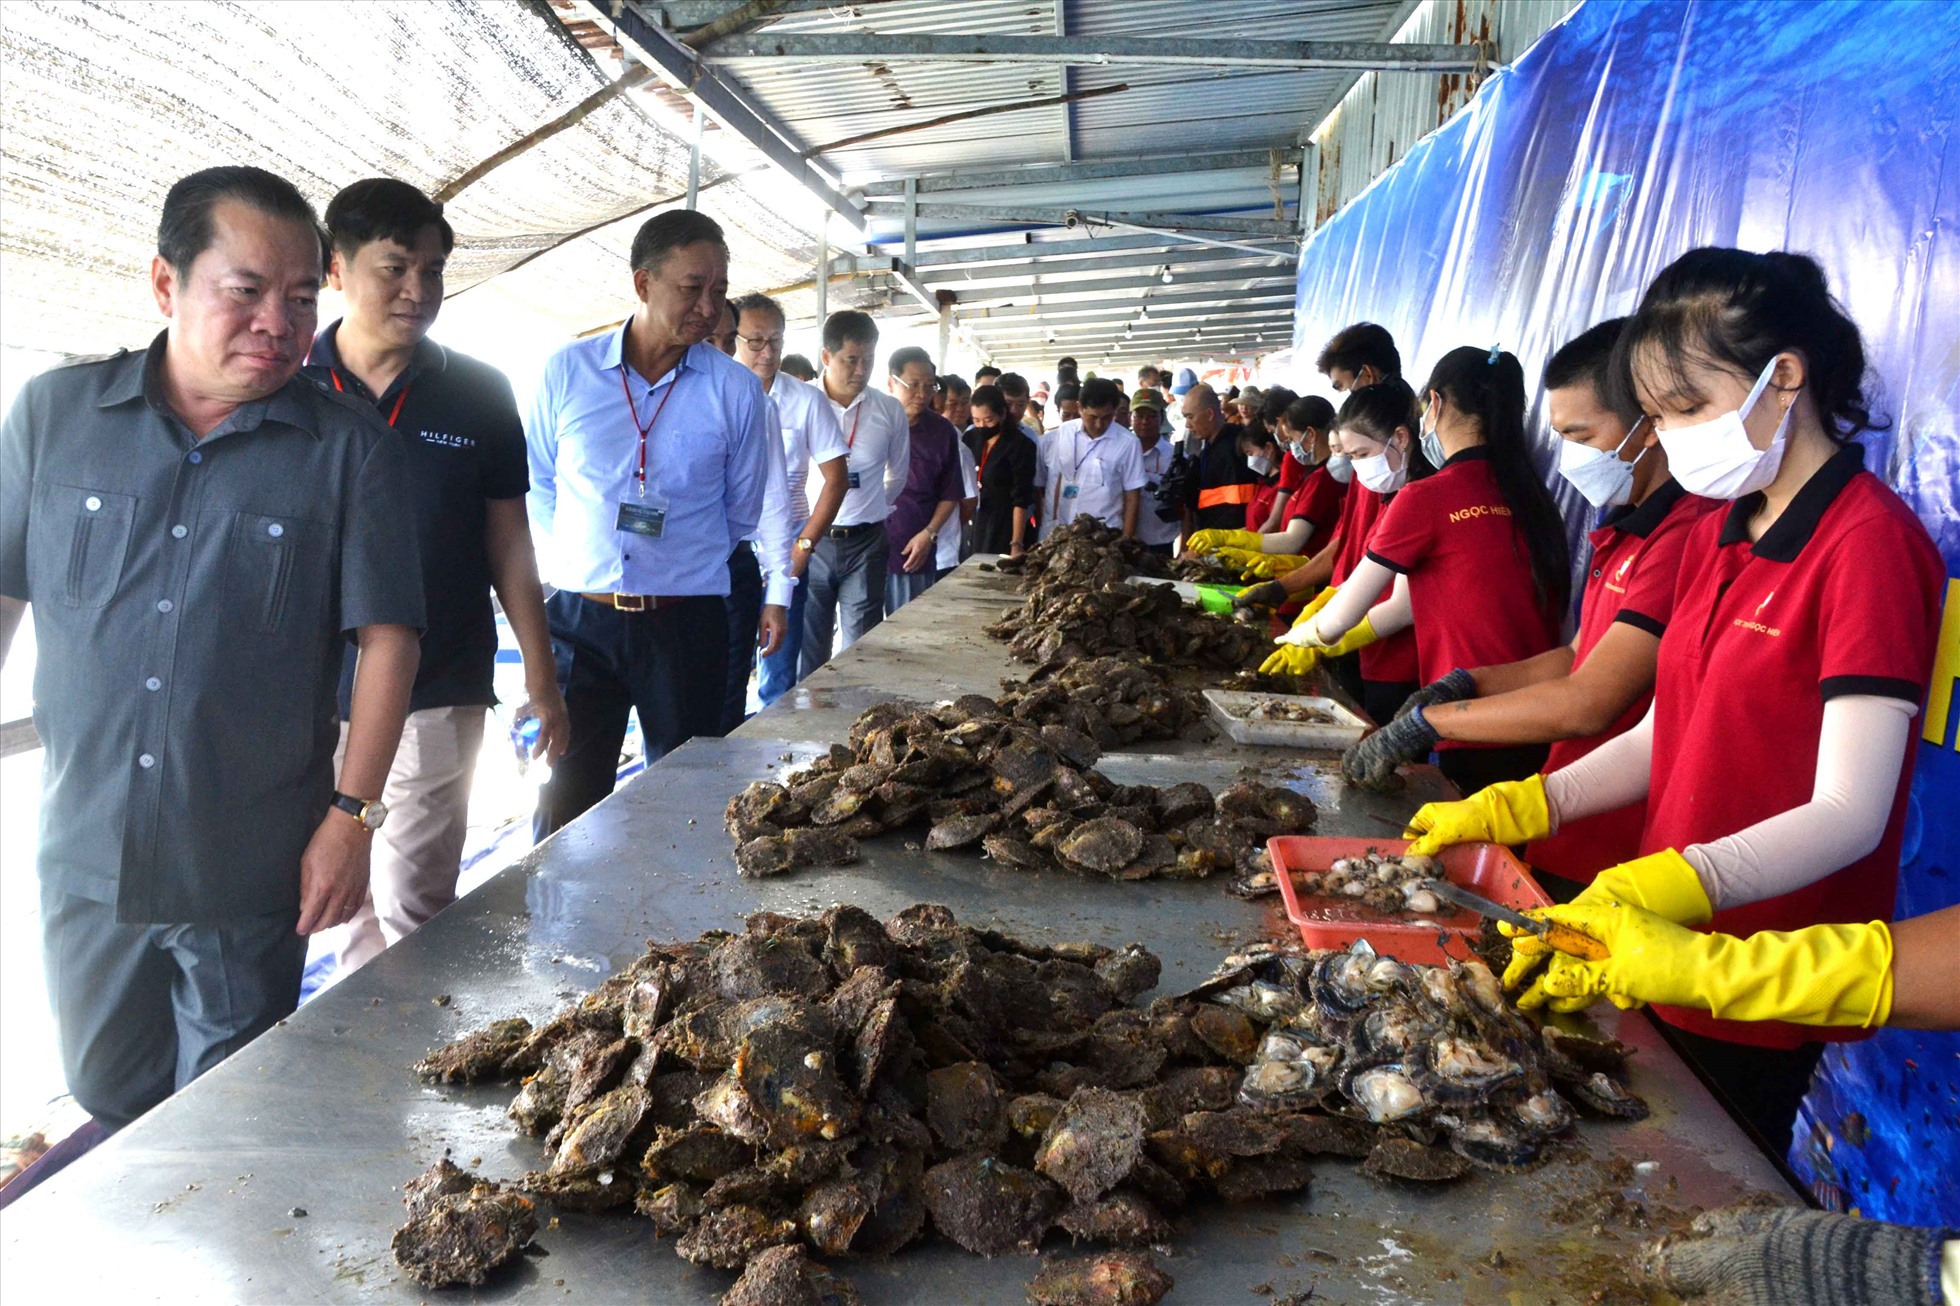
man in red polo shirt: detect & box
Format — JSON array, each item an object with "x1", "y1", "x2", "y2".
[{"x1": 1341, "y1": 320, "x2": 1714, "y2": 893}]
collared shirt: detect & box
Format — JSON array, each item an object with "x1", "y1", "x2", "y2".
[
  {"x1": 763, "y1": 372, "x2": 848, "y2": 525},
  {"x1": 304, "y1": 322, "x2": 528, "y2": 715},
  {"x1": 749, "y1": 404, "x2": 795, "y2": 608},
  {"x1": 1284, "y1": 460, "x2": 1349, "y2": 543},
  {"x1": 1034, "y1": 419, "x2": 1147, "y2": 538},
  {"x1": 1527, "y1": 479, "x2": 1715, "y2": 880},
  {"x1": 526, "y1": 327, "x2": 771, "y2": 597},
  {"x1": 1134, "y1": 437, "x2": 1182, "y2": 547},
  {"x1": 936, "y1": 438, "x2": 979, "y2": 570},
  {"x1": 0, "y1": 334, "x2": 424, "y2": 923},
  {"x1": 825, "y1": 385, "x2": 910, "y2": 526},
  {"x1": 1642, "y1": 444, "x2": 1943, "y2": 1049},
  {"x1": 1365, "y1": 447, "x2": 1561, "y2": 705},
  {"x1": 887, "y1": 409, "x2": 964, "y2": 571}
]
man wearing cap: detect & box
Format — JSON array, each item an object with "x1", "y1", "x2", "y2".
[{"x1": 1129, "y1": 388, "x2": 1181, "y2": 556}]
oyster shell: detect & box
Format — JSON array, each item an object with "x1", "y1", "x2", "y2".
[
  {"x1": 922, "y1": 1154, "x2": 1066, "y2": 1257},
  {"x1": 1035, "y1": 1088, "x2": 1149, "y2": 1202},
  {"x1": 1361, "y1": 1136, "x2": 1471, "y2": 1183},
  {"x1": 1027, "y1": 1250, "x2": 1175, "y2": 1306},
  {"x1": 722, "y1": 1245, "x2": 863, "y2": 1306}
]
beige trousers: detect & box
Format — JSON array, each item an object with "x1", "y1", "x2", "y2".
[{"x1": 325, "y1": 705, "x2": 487, "y2": 972}]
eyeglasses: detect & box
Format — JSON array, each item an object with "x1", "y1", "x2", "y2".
[{"x1": 737, "y1": 334, "x2": 784, "y2": 351}]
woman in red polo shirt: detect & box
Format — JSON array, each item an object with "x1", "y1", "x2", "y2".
[
  {"x1": 1404, "y1": 249, "x2": 1945, "y2": 1158},
  {"x1": 1283, "y1": 348, "x2": 1570, "y2": 790}
]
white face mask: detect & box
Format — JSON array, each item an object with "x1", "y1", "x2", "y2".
[
  {"x1": 1246, "y1": 453, "x2": 1274, "y2": 477},
  {"x1": 1418, "y1": 400, "x2": 1446, "y2": 469},
  {"x1": 1655, "y1": 358, "x2": 1791, "y2": 500},
  {"x1": 1325, "y1": 454, "x2": 1354, "y2": 485},
  {"x1": 1557, "y1": 420, "x2": 1644, "y2": 509},
  {"x1": 1351, "y1": 441, "x2": 1407, "y2": 494},
  {"x1": 1286, "y1": 440, "x2": 1310, "y2": 465}
]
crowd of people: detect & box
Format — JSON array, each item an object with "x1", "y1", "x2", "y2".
[{"x1": 0, "y1": 165, "x2": 1954, "y2": 1287}]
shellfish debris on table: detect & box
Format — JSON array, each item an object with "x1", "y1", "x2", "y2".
[
  {"x1": 403, "y1": 915, "x2": 1648, "y2": 1303},
  {"x1": 726, "y1": 699, "x2": 1314, "y2": 886},
  {"x1": 1289, "y1": 849, "x2": 1448, "y2": 916}
]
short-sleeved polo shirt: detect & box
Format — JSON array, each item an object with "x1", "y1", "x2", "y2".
[
  {"x1": 1035, "y1": 420, "x2": 1148, "y2": 536},
  {"x1": 1284, "y1": 462, "x2": 1349, "y2": 543},
  {"x1": 305, "y1": 323, "x2": 527, "y2": 716},
  {"x1": 1324, "y1": 482, "x2": 1419, "y2": 684},
  {"x1": 0, "y1": 335, "x2": 425, "y2": 923},
  {"x1": 1365, "y1": 448, "x2": 1561, "y2": 718},
  {"x1": 1526, "y1": 480, "x2": 1715, "y2": 879},
  {"x1": 1640, "y1": 444, "x2": 1944, "y2": 1050}
]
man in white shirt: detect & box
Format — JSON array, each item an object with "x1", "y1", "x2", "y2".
[
  {"x1": 800, "y1": 311, "x2": 910, "y2": 678},
  {"x1": 730, "y1": 292, "x2": 849, "y2": 708},
  {"x1": 1034, "y1": 377, "x2": 1145, "y2": 540},
  {"x1": 1128, "y1": 388, "x2": 1182, "y2": 555}
]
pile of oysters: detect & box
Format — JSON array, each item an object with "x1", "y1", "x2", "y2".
[
  {"x1": 400, "y1": 908, "x2": 1649, "y2": 1301},
  {"x1": 725, "y1": 698, "x2": 1313, "y2": 882},
  {"x1": 995, "y1": 656, "x2": 1212, "y2": 746},
  {"x1": 983, "y1": 519, "x2": 1265, "y2": 672}
]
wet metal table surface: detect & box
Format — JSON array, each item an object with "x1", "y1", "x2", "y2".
[{"x1": 0, "y1": 563, "x2": 1793, "y2": 1304}]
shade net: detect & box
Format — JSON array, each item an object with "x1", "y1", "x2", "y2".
[
  {"x1": 0, "y1": 0, "x2": 820, "y2": 350},
  {"x1": 1287, "y1": 0, "x2": 1959, "y2": 1225}
]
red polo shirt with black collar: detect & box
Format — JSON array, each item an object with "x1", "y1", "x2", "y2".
[
  {"x1": 1527, "y1": 479, "x2": 1718, "y2": 879},
  {"x1": 1643, "y1": 443, "x2": 1943, "y2": 1049}
]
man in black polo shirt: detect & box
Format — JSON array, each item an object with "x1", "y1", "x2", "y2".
[
  {"x1": 1179, "y1": 382, "x2": 1255, "y2": 533},
  {"x1": 305, "y1": 178, "x2": 567, "y2": 974}
]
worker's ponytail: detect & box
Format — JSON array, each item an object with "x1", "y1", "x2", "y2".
[{"x1": 1423, "y1": 346, "x2": 1570, "y2": 616}]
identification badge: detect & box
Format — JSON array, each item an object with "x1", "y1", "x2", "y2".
[
  {"x1": 1061, "y1": 482, "x2": 1081, "y2": 500},
  {"x1": 848, "y1": 470, "x2": 863, "y2": 489},
  {"x1": 616, "y1": 500, "x2": 667, "y2": 538}
]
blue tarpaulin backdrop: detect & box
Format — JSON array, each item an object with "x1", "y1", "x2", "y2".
[{"x1": 1290, "y1": 0, "x2": 1958, "y2": 1223}]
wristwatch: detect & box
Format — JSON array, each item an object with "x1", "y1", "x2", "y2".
[
  {"x1": 332, "y1": 791, "x2": 389, "y2": 832},
  {"x1": 795, "y1": 537, "x2": 816, "y2": 553}
]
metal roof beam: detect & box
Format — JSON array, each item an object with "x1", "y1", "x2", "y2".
[
  {"x1": 970, "y1": 311, "x2": 1297, "y2": 341},
  {"x1": 862, "y1": 201, "x2": 1296, "y2": 236},
  {"x1": 859, "y1": 148, "x2": 1300, "y2": 197},
  {"x1": 919, "y1": 245, "x2": 1292, "y2": 286},
  {"x1": 954, "y1": 287, "x2": 1296, "y2": 321},
  {"x1": 605, "y1": 2, "x2": 866, "y2": 230},
  {"x1": 946, "y1": 266, "x2": 1292, "y2": 300},
  {"x1": 896, "y1": 231, "x2": 1292, "y2": 270},
  {"x1": 643, "y1": 1, "x2": 856, "y2": 23},
  {"x1": 699, "y1": 34, "x2": 1486, "y2": 72}
]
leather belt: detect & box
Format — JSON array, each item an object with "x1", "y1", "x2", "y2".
[
  {"x1": 825, "y1": 522, "x2": 881, "y2": 539},
  {"x1": 581, "y1": 591, "x2": 684, "y2": 611}
]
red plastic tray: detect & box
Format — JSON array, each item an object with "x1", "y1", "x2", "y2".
[{"x1": 1268, "y1": 835, "x2": 1551, "y2": 965}]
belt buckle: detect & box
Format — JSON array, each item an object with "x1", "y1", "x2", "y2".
[{"x1": 614, "y1": 592, "x2": 648, "y2": 612}]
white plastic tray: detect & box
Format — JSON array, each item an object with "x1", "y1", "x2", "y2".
[{"x1": 1203, "y1": 689, "x2": 1371, "y2": 750}]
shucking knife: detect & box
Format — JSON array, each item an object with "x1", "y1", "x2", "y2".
[{"x1": 1421, "y1": 879, "x2": 1610, "y2": 961}]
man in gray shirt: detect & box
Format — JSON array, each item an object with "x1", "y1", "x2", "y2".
[{"x1": 0, "y1": 167, "x2": 424, "y2": 1129}]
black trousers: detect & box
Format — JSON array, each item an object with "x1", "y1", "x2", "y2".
[
  {"x1": 1661, "y1": 1025, "x2": 1825, "y2": 1163},
  {"x1": 719, "y1": 544, "x2": 763, "y2": 736},
  {"x1": 1436, "y1": 743, "x2": 1551, "y2": 797},
  {"x1": 41, "y1": 886, "x2": 305, "y2": 1129},
  {"x1": 1361, "y1": 678, "x2": 1417, "y2": 725},
  {"x1": 534, "y1": 590, "x2": 727, "y2": 839}
]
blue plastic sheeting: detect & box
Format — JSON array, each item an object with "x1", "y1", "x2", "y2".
[{"x1": 1289, "y1": 0, "x2": 1958, "y2": 1224}]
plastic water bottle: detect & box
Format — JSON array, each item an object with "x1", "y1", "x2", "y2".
[{"x1": 511, "y1": 714, "x2": 541, "y2": 776}]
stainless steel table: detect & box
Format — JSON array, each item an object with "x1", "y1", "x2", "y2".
[{"x1": 0, "y1": 562, "x2": 1793, "y2": 1304}]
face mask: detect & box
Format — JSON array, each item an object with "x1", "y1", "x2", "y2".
[
  {"x1": 1418, "y1": 402, "x2": 1446, "y2": 469},
  {"x1": 1655, "y1": 358, "x2": 1791, "y2": 500},
  {"x1": 1285, "y1": 440, "x2": 1310, "y2": 465},
  {"x1": 1325, "y1": 454, "x2": 1354, "y2": 484},
  {"x1": 1557, "y1": 422, "x2": 1643, "y2": 509},
  {"x1": 1246, "y1": 454, "x2": 1273, "y2": 476},
  {"x1": 1352, "y1": 442, "x2": 1407, "y2": 494}
]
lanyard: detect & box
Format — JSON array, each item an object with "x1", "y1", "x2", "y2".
[
  {"x1": 976, "y1": 431, "x2": 997, "y2": 481},
  {"x1": 846, "y1": 402, "x2": 863, "y2": 450},
  {"x1": 1071, "y1": 429, "x2": 1097, "y2": 477},
  {"x1": 619, "y1": 366, "x2": 679, "y2": 496},
  {"x1": 329, "y1": 369, "x2": 409, "y2": 427}
]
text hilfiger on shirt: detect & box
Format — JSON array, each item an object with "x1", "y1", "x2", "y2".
[
  {"x1": 1447, "y1": 503, "x2": 1512, "y2": 523},
  {"x1": 416, "y1": 429, "x2": 476, "y2": 449}
]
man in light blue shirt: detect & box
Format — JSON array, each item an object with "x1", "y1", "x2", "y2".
[{"x1": 525, "y1": 210, "x2": 771, "y2": 836}]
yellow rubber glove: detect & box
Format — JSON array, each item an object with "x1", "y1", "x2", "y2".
[
  {"x1": 1503, "y1": 848, "x2": 1715, "y2": 994},
  {"x1": 1288, "y1": 585, "x2": 1339, "y2": 629},
  {"x1": 1219, "y1": 548, "x2": 1303, "y2": 580},
  {"x1": 1187, "y1": 528, "x2": 1262, "y2": 556},
  {"x1": 1260, "y1": 641, "x2": 1322, "y2": 677},
  {"x1": 1315, "y1": 614, "x2": 1379, "y2": 659},
  {"x1": 1518, "y1": 903, "x2": 1896, "y2": 1027},
  {"x1": 1402, "y1": 773, "x2": 1551, "y2": 857}
]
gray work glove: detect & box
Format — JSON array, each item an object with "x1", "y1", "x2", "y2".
[
  {"x1": 1341, "y1": 704, "x2": 1438, "y2": 790},
  {"x1": 1392, "y1": 667, "x2": 1477, "y2": 721},
  {"x1": 1233, "y1": 580, "x2": 1290, "y2": 610},
  {"x1": 1637, "y1": 1203, "x2": 1954, "y2": 1306}
]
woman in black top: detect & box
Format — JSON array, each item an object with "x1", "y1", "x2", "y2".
[{"x1": 964, "y1": 384, "x2": 1039, "y2": 556}]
